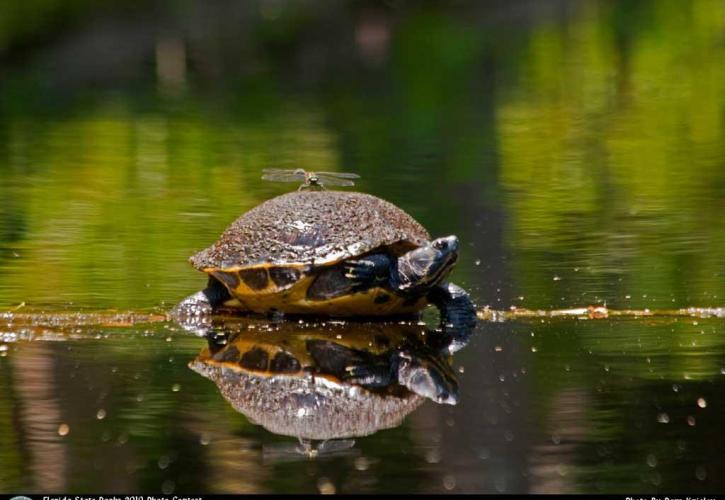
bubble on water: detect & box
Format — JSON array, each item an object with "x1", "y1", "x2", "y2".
[
  {"x1": 475, "y1": 259, "x2": 481, "y2": 266},
  {"x1": 494, "y1": 476, "x2": 507, "y2": 493},
  {"x1": 458, "y1": 366, "x2": 465, "y2": 374},
  {"x1": 58, "y1": 423, "x2": 70, "y2": 436},
  {"x1": 646, "y1": 454, "x2": 657, "y2": 467},
  {"x1": 0, "y1": 344, "x2": 8, "y2": 352},
  {"x1": 354, "y1": 456, "x2": 370, "y2": 471},
  {"x1": 158, "y1": 455, "x2": 171, "y2": 469},
  {"x1": 443, "y1": 475, "x2": 456, "y2": 490},
  {"x1": 657, "y1": 413, "x2": 670, "y2": 424},
  {"x1": 687, "y1": 416, "x2": 696, "y2": 426},
  {"x1": 531, "y1": 347, "x2": 538, "y2": 353},
  {"x1": 162, "y1": 479, "x2": 175, "y2": 494},
  {"x1": 200, "y1": 433, "x2": 211, "y2": 446},
  {"x1": 696, "y1": 466, "x2": 707, "y2": 481},
  {"x1": 317, "y1": 477, "x2": 335, "y2": 495},
  {"x1": 425, "y1": 449, "x2": 441, "y2": 464},
  {"x1": 478, "y1": 448, "x2": 490, "y2": 460},
  {"x1": 553, "y1": 276, "x2": 561, "y2": 281},
  {"x1": 172, "y1": 383, "x2": 181, "y2": 392},
  {"x1": 697, "y1": 397, "x2": 707, "y2": 408},
  {"x1": 96, "y1": 409, "x2": 107, "y2": 420},
  {"x1": 494, "y1": 345, "x2": 503, "y2": 352},
  {"x1": 672, "y1": 384, "x2": 680, "y2": 392}
]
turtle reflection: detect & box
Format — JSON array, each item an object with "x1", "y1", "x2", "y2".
[{"x1": 189, "y1": 321, "x2": 470, "y2": 454}]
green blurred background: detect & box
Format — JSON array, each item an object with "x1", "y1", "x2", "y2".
[{"x1": 1, "y1": 0, "x2": 723, "y2": 312}]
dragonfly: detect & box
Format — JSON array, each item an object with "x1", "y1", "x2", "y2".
[
  {"x1": 262, "y1": 168, "x2": 360, "y2": 190},
  {"x1": 262, "y1": 438, "x2": 357, "y2": 462}
]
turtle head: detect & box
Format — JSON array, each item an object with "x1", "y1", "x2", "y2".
[
  {"x1": 396, "y1": 350, "x2": 459, "y2": 405},
  {"x1": 396, "y1": 235, "x2": 459, "y2": 293}
]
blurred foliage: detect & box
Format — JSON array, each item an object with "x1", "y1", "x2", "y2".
[{"x1": 498, "y1": 0, "x2": 725, "y2": 311}]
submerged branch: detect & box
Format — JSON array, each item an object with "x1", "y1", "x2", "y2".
[
  {"x1": 476, "y1": 305, "x2": 725, "y2": 322},
  {"x1": 1, "y1": 305, "x2": 724, "y2": 342}
]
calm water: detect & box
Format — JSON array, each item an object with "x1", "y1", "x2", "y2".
[{"x1": 1, "y1": 0, "x2": 725, "y2": 493}]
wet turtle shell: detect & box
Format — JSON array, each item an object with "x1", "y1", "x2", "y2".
[
  {"x1": 191, "y1": 191, "x2": 429, "y2": 269},
  {"x1": 189, "y1": 191, "x2": 433, "y2": 316}
]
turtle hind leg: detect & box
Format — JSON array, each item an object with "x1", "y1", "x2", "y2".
[
  {"x1": 427, "y1": 282, "x2": 477, "y2": 332},
  {"x1": 203, "y1": 276, "x2": 233, "y2": 307},
  {"x1": 169, "y1": 277, "x2": 232, "y2": 335},
  {"x1": 173, "y1": 276, "x2": 231, "y2": 314}
]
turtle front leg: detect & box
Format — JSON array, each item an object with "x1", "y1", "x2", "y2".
[
  {"x1": 306, "y1": 339, "x2": 395, "y2": 387},
  {"x1": 427, "y1": 282, "x2": 477, "y2": 331},
  {"x1": 343, "y1": 253, "x2": 392, "y2": 287}
]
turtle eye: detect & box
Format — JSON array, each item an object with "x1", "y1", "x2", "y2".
[{"x1": 433, "y1": 239, "x2": 448, "y2": 251}]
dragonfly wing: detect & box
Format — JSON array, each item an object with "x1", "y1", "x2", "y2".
[
  {"x1": 261, "y1": 169, "x2": 306, "y2": 182},
  {"x1": 262, "y1": 174, "x2": 303, "y2": 183},
  {"x1": 316, "y1": 171, "x2": 361, "y2": 179},
  {"x1": 317, "y1": 173, "x2": 357, "y2": 186}
]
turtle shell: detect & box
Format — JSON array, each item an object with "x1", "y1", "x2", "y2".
[{"x1": 190, "y1": 191, "x2": 430, "y2": 270}]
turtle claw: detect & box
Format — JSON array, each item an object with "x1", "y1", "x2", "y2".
[{"x1": 343, "y1": 259, "x2": 377, "y2": 284}]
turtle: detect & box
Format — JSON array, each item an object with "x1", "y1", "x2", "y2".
[
  {"x1": 172, "y1": 190, "x2": 476, "y2": 328},
  {"x1": 189, "y1": 322, "x2": 461, "y2": 443}
]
